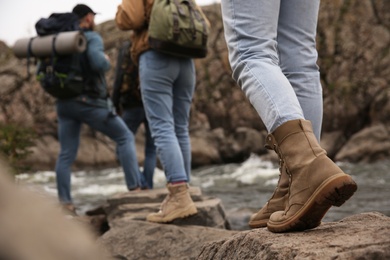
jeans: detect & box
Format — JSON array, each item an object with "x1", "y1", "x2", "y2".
[
  {"x1": 55, "y1": 99, "x2": 140, "y2": 204},
  {"x1": 122, "y1": 106, "x2": 157, "y2": 189},
  {"x1": 221, "y1": 0, "x2": 323, "y2": 140},
  {"x1": 139, "y1": 50, "x2": 195, "y2": 183}
]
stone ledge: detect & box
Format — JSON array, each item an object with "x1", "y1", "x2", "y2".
[
  {"x1": 106, "y1": 197, "x2": 231, "y2": 230},
  {"x1": 197, "y1": 212, "x2": 390, "y2": 260}
]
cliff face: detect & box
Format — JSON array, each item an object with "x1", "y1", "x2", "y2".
[{"x1": 0, "y1": 1, "x2": 389, "y2": 171}]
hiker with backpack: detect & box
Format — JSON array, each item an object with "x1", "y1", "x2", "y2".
[
  {"x1": 49, "y1": 4, "x2": 142, "y2": 214},
  {"x1": 115, "y1": 0, "x2": 210, "y2": 223},
  {"x1": 112, "y1": 40, "x2": 157, "y2": 189}
]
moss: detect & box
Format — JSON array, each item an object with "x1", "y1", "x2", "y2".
[{"x1": 0, "y1": 123, "x2": 36, "y2": 173}]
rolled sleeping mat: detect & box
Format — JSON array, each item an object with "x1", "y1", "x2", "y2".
[{"x1": 12, "y1": 31, "x2": 87, "y2": 59}]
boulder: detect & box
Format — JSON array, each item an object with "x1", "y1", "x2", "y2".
[
  {"x1": 100, "y1": 220, "x2": 237, "y2": 260},
  {"x1": 198, "y1": 212, "x2": 390, "y2": 260},
  {"x1": 101, "y1": 187, "x2": 231, "y2": 230}
]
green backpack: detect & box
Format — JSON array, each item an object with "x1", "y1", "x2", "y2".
[{"x1": 148, "y1": 0, "x2": 210, "y2": 58}]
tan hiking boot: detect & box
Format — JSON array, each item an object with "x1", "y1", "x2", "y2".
[
  {"x1": 248, "y1": 160, "x2": 289, "y2": 228},
  {"x1": 266, "y1": 119, "x2": 357, "y2": 233},
  {"x1": 146, "y1": 182, "x2": 197, "y2": 223}
]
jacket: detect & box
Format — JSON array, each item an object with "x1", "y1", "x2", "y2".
[
  {"x1": 112, "y1": 40, "x2": 143, "y2": 112},
  {"x1": 115, "y1": 0, "x2": 154, "y2": 65}
]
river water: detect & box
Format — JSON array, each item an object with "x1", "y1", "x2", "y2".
[{"x1": 16, "y1": 154, "x2": 390, "y2": 230}]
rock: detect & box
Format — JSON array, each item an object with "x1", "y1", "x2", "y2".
[
  {"x1": 320, "y1": 130, "x2": 346, "y2": 159},
  {"x1": 99, "y1": 220, "x2": 238, "y2": 260},
  {"x1": 0, "y1": 158, "x2": 113, "y2": 260},
  {"x1": 335, "y1": 124, "x2": 390, "y2": 162},
  {"x1": 197, "y1": 212, "x2": 390, "y2": 260},
  {"x1": 96, "y1": 185, "x2": 237, "y2": 259},
  {"x1": 103, "y1": 187, "x2": 231, "y2": 230}
]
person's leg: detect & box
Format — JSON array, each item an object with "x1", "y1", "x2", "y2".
[
  {"x1": 172, "y1": 58, "x2": 196, "y2": 181},
  {"x1": 278, "y1": 0, "x2": 323, "y2": 141},
  {"x1": 80, "y1": 106, "x2": 141, "y2": 190},
  {"x1": 221, "y1": 0, "x2": 304, "y2": 133},
  {"x1": 55, "y1": 101, "x2": 82, "y2": 205},
  {"x1": 222, "y1": 0, "x2": 298, "y2": 229},
  {"x1": 122, "y1": 107, "x2": 143, "y2": 134},
  {"x1": 139, "y1": 50, "x2": 188, "y2": 183},
  {"x1": 122, "y1": 107, "x2": 148, "y2": 188},
  {"x1": 139, "y1": 50, "x2": 197, "y2": 223},
  {"x1": 143, "y1": 118, "x2": 157, "y2": 189}
]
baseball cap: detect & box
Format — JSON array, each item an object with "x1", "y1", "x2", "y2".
[{"x1": 72, "y1": 4, "x2": 98, "y2": 18}]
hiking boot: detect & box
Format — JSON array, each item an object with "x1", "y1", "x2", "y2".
[
  {"x1": 266, "y1": 119, "x2": 357, "y2": 233},
  {"x1": 248, "y1": 161, "x2": 289, "y2": 228},
  {"x1": 146, "y1": 182, "x2": 197, "y2": 223}
]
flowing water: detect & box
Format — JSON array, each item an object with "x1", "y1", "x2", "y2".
[{"x1": 16, "y1": 154, "x2": 390, "y2": 230}]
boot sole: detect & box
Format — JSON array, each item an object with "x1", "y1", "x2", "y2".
[
  {"x1": 249, "y1": 220, "x2": 268, "y2": 229},
  {"x1": 147, "y1": 205, "x2": 198, "y2": 223},
  {"x1": 267, "y1": 173, "x2": 357, "y2": 233}
]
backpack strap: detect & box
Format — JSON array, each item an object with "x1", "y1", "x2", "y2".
[
  {"x1": 188, "y1": 0, "x2": 208, "y2": 45},
  {"x1": 51, "y1": 34, "x2": 59, "y2": 56},
  {"x1": 26, "y1": 37, "x2": 35, "y2": 79},
  {"x1": 46, "y1": 34, "x2": 59, "y2": 79}
]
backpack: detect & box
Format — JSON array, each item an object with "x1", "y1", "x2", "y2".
[
  {"x1": 148, "y1": 0, "x2": 210, "y2": 58},
  {"x1": 112, "y1": 41, "x2": 142, "y2": 112},
  {"x1": 34, "y1": 13, "x2": 88, "y2": 99}
]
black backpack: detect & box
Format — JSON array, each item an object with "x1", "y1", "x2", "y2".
[
  {"x1": 35, "y1": 13, "x2": 88, "y2": 99},
  {"x1": 112, "y1": 41, "x2": 142, "y2": 113}
]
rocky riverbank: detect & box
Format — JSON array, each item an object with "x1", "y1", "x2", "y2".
[
  {"x1": 1, "y1": 0, "x2": 390, "y2": 171},
  {"x1": 91, "y1": 187, "x2": 390, "y2": 259},
  {"x1": 1, "y1": 157, "x2": 389, "y2": 260}
]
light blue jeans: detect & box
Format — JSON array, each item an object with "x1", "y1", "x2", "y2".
[
  {"x1": 139, "y1": 50, "x2": 195, "y2": 183},
  {"x1": 122, "y1": 106, "x2": 157, "y2": 189},
  {"x1": 55, "y1": 100, "x2": 141, "y2": 204},
  {"x1": 221, "y1": 0, "x2": 323, "y2": 140}
]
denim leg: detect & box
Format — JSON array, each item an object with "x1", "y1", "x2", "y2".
[
  {"x1": 143, "y1": 121, "x2": 157, "y2": 188},
  {"x1": 221, "y1": 0, "x2": 305, "y2": 133},
  {"x1": 172, "y1": 59, "x2": 196, "y2": 181},
  {"x1": 139, "y1": 50, "x2": 190, "y2": 183},
  {"x1": 55, "y1": 103, "x2": 82, "y2": 204},
  {"x1": 122, "y1": 107, "x2": 157, "y2": 189},
  {"x1": 56, "y1": 100, "x2": 141, "y2": 191},
  {"x1": 278, "y1": 0, "x2": 322, "y2": 140},
  {"x1": 82, "y1": 109, "x2": 141, "y2": 190}
]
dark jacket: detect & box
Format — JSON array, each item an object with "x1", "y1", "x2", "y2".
[{"x1": 112, "y1": 41, "x2": 143, "y2": 112}]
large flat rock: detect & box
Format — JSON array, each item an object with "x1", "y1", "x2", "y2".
[
  {"x1": 198, "y1": 212, "x2": 390, "y2": 260},
  {"x1": 102, "y1": 186, "x2": 231, "y2": 230}
]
